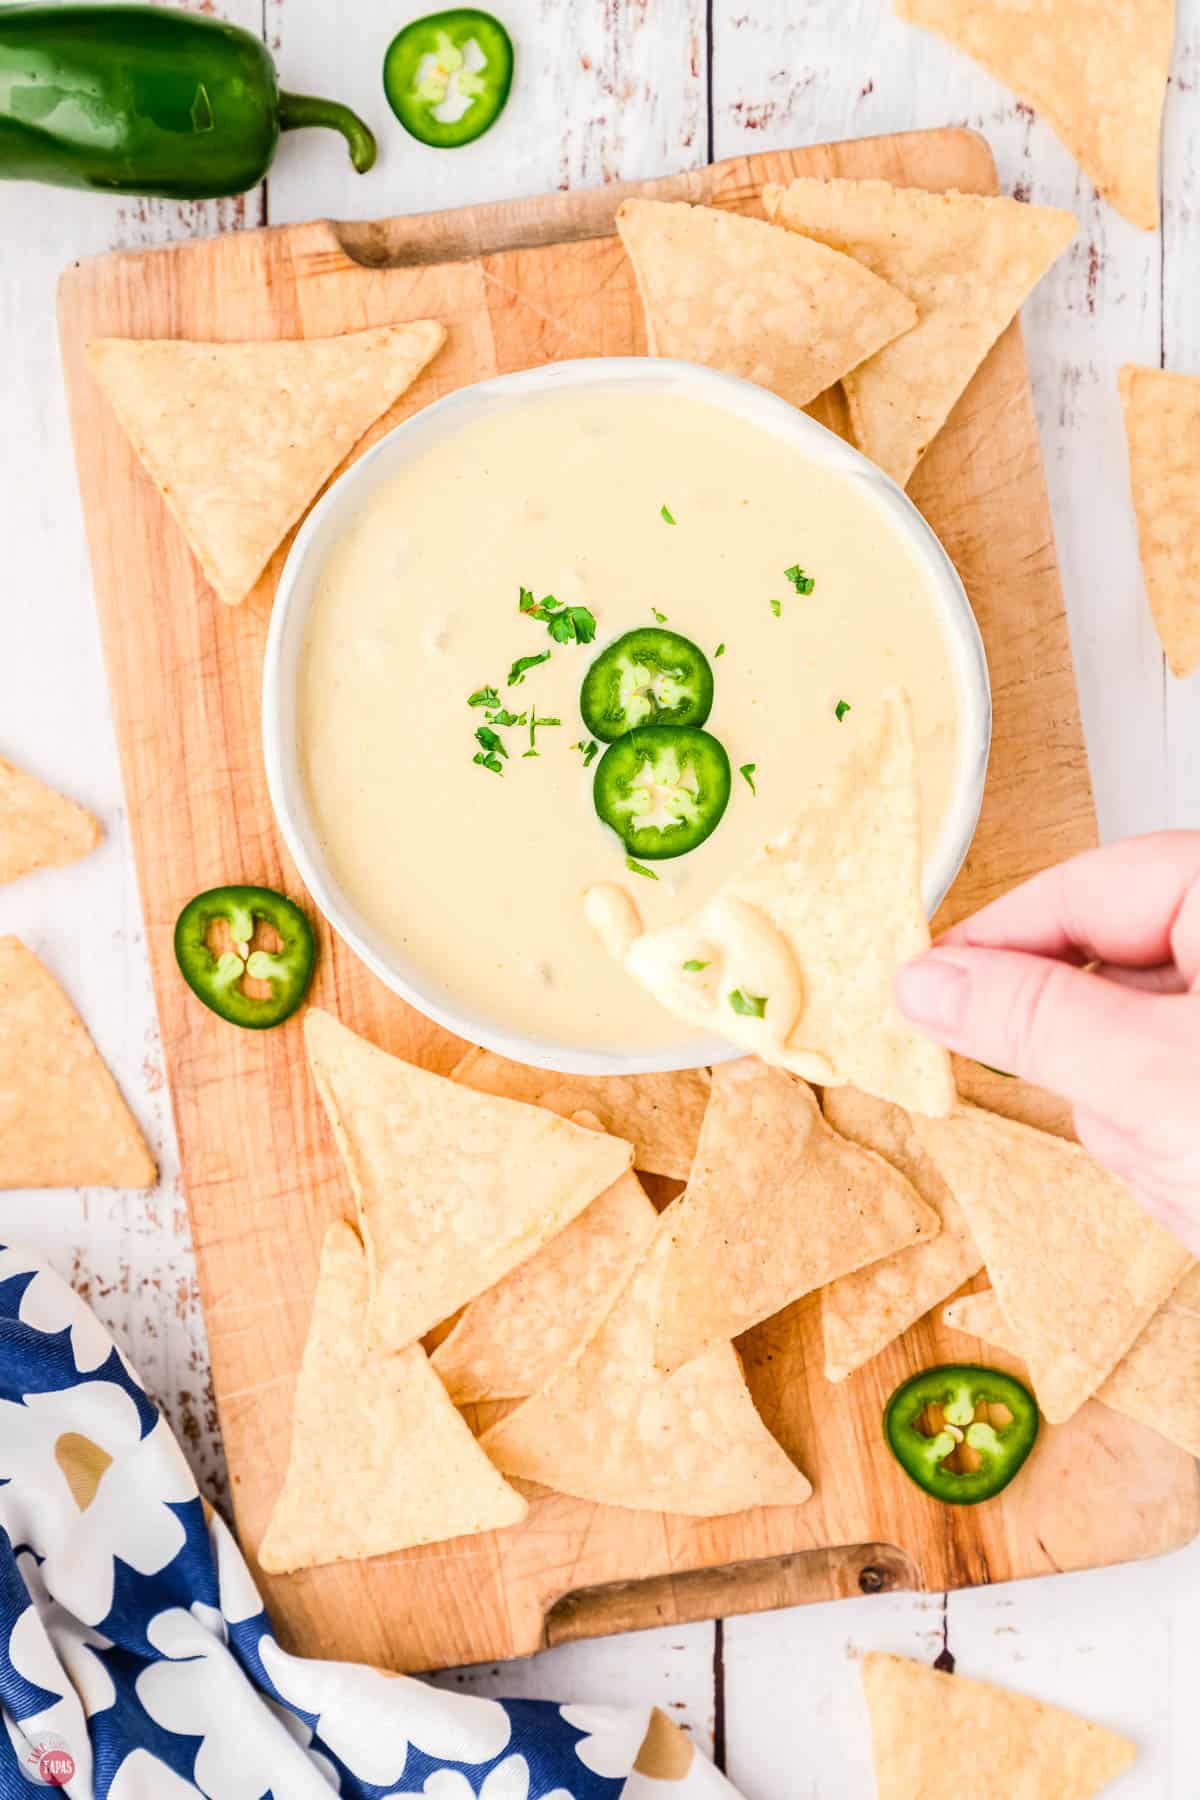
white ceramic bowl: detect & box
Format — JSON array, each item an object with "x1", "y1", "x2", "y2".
[{"x1": 263, "y1": 357, "x2": 990, "y2": 1076}]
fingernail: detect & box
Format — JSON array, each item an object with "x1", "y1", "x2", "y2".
[{"x1": 895, "y1": 954, "x2": 969, "y2": 1032}]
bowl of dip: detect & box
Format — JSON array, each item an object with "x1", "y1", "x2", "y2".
[{"x1": 263, "y1": 357, "x2": 990, "y2": 1075}]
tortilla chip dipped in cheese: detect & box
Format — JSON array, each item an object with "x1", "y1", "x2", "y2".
[
  {"x1": 433, "y1": 1114, "x2": 659, "y2": 1403},
  {"x1": 86, "y1": 321, "x2": 446, "y2": 606},
  {"x1": 480, "y1": 1227, "x2": 812, "y2": 1516},
  {"x1": 259, "y1": 1222, "x2": 525, "y2": 1573},
  {"x1": 0, "y1": 936, "x2": 155, "y2": 1189},
  {"x1": 0, "y1": 757, "x2": 101, "y2": 888},
  {"x1": 615, "y1": 198, "x2": 917, "y2": 411},
  {"x1": 763, "y1": 178, "x2": 1076, "y2": 486},
  {"x1": 304, "y1": 1010, "x2": 633, "y2": 1350},
  {"x1": 861, "y1": 1653, "x2": 1136, "y2": 1800},
  {"x1": 1119, "y1": 364, "x2": 1200, "y2": 677},
  {"x1": 914, "y1": 1105, "x2": 1191, "y2": 1423},
  {"x1": 945, "y1": 1266, "x2": 1200, "y2": 1460},
  {"x1": 894, "y1": 0, "x2": 1172, "y2": 231},
  {"x1": 450, "y1": 1045, "x2": 710, "y2": 1181},
  {"x1": 820, "y1": 1086, "x2": 982, "y2": 1382},
  {"x1": 601, "y1": 689, "x2": 954, "y2": 1117},
  {"x1": 648, "y1": 1061, "x2": 939, "y2": 1376}
]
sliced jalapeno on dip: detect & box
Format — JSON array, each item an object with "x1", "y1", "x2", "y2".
[
  {"x1": 174, "y1": 885, "x2": 315, "y2": 1029},
  {"x1": 593, "y1": 725, "x2": 731, "y2": 861},
  {"x1": 580, "y1": 628, "x2": 714, "y2": 743},
  {"x1": 383, "y1": 9, "x2": 514, "y2": 148},
  {"x1": 884, "y1": 1364, "x2": 1039, "y2": 1505}
]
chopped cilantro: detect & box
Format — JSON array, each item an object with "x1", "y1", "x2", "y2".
[
  {"x1": 468, "y1": 685, "x2": 500, "y2": 709},
  {"x1": 572, "y1": 738, "x2": 600, "y2": 768},
  {"x1": 784, "y1": 564, "x2": 815, "y2": 595},
  {"x1": 682, "y1": 959, "x2": 710, "y2": 972},
  {"x1": 626, "y1": 857, "x2": 659, "y2": 881},
  {"x1": 474, "y1": 725, "x2": 507, "y2": 760},
  {"x1": 473, "y1": 751, "x2": 504, "y2": 775},
  {"x1": 739, "y1": 763, "x2": 757, "y2": 795},
  {"x1": 519, "y1": 586, "x2": 596, "y2": 645},
  {"x1": 508, "y1": 650, "x2": 552, "y2": 686},
  {"x1": 486, "y1": 707, "x2": 526, "y2": 727},
  {"x1": 660, "y1": 503, "x2": 676, "y2": 524},
  {"x1": 524, "y1": 708, "x2": 561, "y2": 757},
  {"x1": 769, "y1": 598, "x2": 782, "y2": 618},
  {"x1": 728, "y1": 989, "x2": 767, "y2": 1019},
  {"x1": 651, "y1": 607, "x2": 668, "y2": 623},
  {"x1": 834, "y1": 699, "x2": 851, "y2": 722},
  {"x1": 714, "y1": 642, "x2": 726, "y2": 658}
]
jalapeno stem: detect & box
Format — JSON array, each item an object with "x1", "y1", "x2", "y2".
[{"x1": 278, "y1": 92, "x2": 378, "y2": 172}]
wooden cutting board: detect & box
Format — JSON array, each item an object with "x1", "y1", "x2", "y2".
[{"x1": 59, "y1": 126, "x2": 1200, "y2": 1673}]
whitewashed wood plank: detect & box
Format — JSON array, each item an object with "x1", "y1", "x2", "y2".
[
  {"x1": 712, "y1": 0, "x2": 1170, "y2": 842},
  {"x1": 265, "y1": 0, "x2": 707, "y2": 224}
]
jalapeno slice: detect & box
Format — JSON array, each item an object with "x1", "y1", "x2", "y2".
[
  {"x1": 383, "y1": 9, "x2": 514, "y2": 148},
  {"x1": 580, "y1": 629, "x2": 714, "y2": 743},
  {"x1": 884, "y1": 1364, "x2": 1039, "y2": 1506},
  {"x1": 174, "y1": 885, "x2": 315, "y2": 1029},
  {"x1": 593, "y1": 725, "x2": 731, "y2": 861}
]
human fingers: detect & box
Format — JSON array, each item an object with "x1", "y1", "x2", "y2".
[
  {"x1": 1073, "y1": 1105, "x2": 1200, "y2": 1256},
  {"x1": 1091, "y1": 963, "x2": 1189, "y2": 995}
]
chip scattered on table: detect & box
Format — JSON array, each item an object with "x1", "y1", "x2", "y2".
[
  {"x1": 914, "y1": 1104, "x2": 1191, "y2": 1422},
  {"x1": 648, "y1": 1060, "x2": 939, "y2": 1376},
  {"x1": 763, "y1": 178, "x2": 1076, "y2": 485},
  {"x1": 615, "y1": 197, "x2": 917, "y2": 411},
  {"x1": 0, "y1": 756, "x2": 101, "y2": 888},
  {"x1": 861, "y1": 1652, "x2": 1137, "y2": 1799},
  {"x1": 304, "y1": 1010, "x2": 633, "y2": 1350},
  {"x1": 1119, "y1": 364, "x2": 1200, "y2": 677},
  {"x1": 259, "y1": 1221, "x2": 526, "y2": 1574},
  {"x1": 0, "y1": 935, "x2": 155, "y2": 1190},
  {"x1": 449, "y1": 1045, "x2": 710, "y2": 1180},
  {"x1": 894, "y1": 0, "x2": 1173, "y2": 230},
  {"x1": 820, "y1": 1086, "x2": 982, "y2": 1382},
  {"x1": 480, "y1": 1225, "x2": 813, "y2": 1516},
  {"x1": 87, "y1": 320, "x2": 446, "y2": 606}
]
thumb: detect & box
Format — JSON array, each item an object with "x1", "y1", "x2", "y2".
[{"x1": 894, "y1": 945, "x2": 1188, "y2": 1121}]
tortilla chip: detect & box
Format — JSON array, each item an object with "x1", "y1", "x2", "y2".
[
  {"x1": 480, "y1": 1226, "x2": 812, "y2": 1515},
  {"x1": 914, "y1": 1105, "x2": 1191, "y2": 1422},
  {"x1": 862, "y1": 1652, "x2": 1136, "y2": 1799},
  {"x1": 763, "y1": 178, "x2": 1076, "y2": 485},
  {"x1": 304, "y1": 1010, "x2": 633, "y2": 1350},
  {"x1": 0, "y1": 757, "x2": 101, "y2": 887},
  {"x1": 449, "y1": 1045, "x2": 709, "y2": 1180},
  {"x1": 894, "y1": 0, "x2": 1172, "y2": 230},
  {"x1": 0, "y1": 936, "x2": 155, "y2": 1189},
  {"x1": 259, "y1": 1222, "x2": 525, "y2": 1573},
  {"x1": 432, "y1": 1113, "x2": 658, "y2": 1403},
  {"x1": 946, "y1": 1266, "x2": 1200, "y2": 1459},
  {"x1": 1119, "y1": 364, "x2": 1200, "y2": 677},
  {"x1": 86, "y1": 321, "x2": 446, "y2": 606},
  {"x1": 615, "y1": 198, "x2": 917, "y2": 410},
  {"x1": 820, "y1": 1087, "x2": 982, "y2": 1381},
  {"x1": 620, "y1": 691, "x2": 955, "y2": 1116},
  {"x1": 648, "y1": 1060, "x2": 939, "y2": 1375}
]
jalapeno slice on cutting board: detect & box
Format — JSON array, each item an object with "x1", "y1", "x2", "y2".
[
  {"x1": 174, "y1": 885, "x2": 315, "y2": 1029},
  {"x1": 580, "y1": 628, "x2": 714, "y2": 743},
  {"x1": 884, "y1": 1364, "x2": 1039, "y2": 1505},
  {"x1": 593, "y1": 725, "x2": 731, "y2": 860},
  {"x1": 383, "y1": 9, "x2": 514, "y2": 148}
]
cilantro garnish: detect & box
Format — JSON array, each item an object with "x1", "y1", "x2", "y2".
[
  {"x1": 651, "y1": 608, "x2": 668, "y2": 623},
  {"x1": 739, "y1": 763, "x2": 757, "y2": 795},
  {"x1": 728, "y1": 989, "x2": 767, "y2": 1018},
  {"x1": 784, "y1": 564, "x2": 815, "y2": 595},
  {"x1": 519, "y1": 586, "x2": 596, "y2": 646},
  {"x1": 473, "y1": 721, "x2": 508, "y2": 775},
  {"x1": 626, "y1": 857, "x2": 659, "y2": 881},
  {"x1": 523, "y1": 708, "x2": 562, "y2": 758},
  {"x1": 572, "y1": 738, "x2": 600, "y2": 768},
  {"x1": 508, "y1": 650, "x2": 552, "y2": 686},
  {"x1": 468, "y1": 685, "x2": 500, "y2": 709},
  {"x1": 834, "y1": 699, "x2": 851, "y2": 722},
  {"x1": 714, "y1": 642, "x2": 726, "y2": 658},
  {"x1": 682, "y1": 959, "x2": 710, "y2": 972},
  {"x1": 660, "y1": 504, "x2": 676, "y2": 524},
  {"x1": 486, "y1": 707, "x2": 526, "y2": 728},
  {"x1": 769, "y1": 598, "x2": 782, "y2": 618}
]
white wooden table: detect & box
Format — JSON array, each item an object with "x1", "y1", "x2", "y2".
[{"x1": 2, "y1": 2, "x2": 1198, "y2": 1792}]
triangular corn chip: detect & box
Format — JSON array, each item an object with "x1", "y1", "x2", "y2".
[
  {"x1": 304, "y1": 1010, "x2": 633, "y2": 1350},
  {"x1": 450, "y1": 1045, "x2": 709, "y2": 1180},
  {"x1": 946, "y1": 1265, "x2": 1200, "y2": 1459},
  {"x1": 433, "y1": 1113, "x2": 659, "y2": 1403},
  {"x1": 648, "y1": 1060, "x2": 939, "y2": 1375},
  {"x1": 0, "y1": 936, "x2": 154, "y2": 1189},
  {"x1": 862, "y1": 1653, "x2": 1136, "y2": 1799},
  {"x1": 617, "y1": 691, "x2": 955, "y2": 1115},
  {"x1": 259, "y1": 1222, "x2": 525, "y2": 1573},
  {"x1": 615, "y1": 198, "x2": 917, "y2": 410},
  {"x1": 820, "y1": 1087, "x2": 982, "y2": 1381},
  {"x1": 1119, "y1": 364, "x2": 1200, "y2": 677},
  {"x1": 914, "y1": 1105, "x2": 1190, "y2": 1422},
  {"x1": 86, "y1": 321, "x2": 446, "y2": 606},
  {"x1": 894, "y1": 0, "x2": 1172, "y2": 229},
  {"x1": 480, "y1": 1227, "x2": 812, "y2": 1515},
  {"x1": 763, "y1": 178, "x2": 1076, "y2": 485},
  {"x1": 0, "y1": 757, "x2": 101, "y2": 887}
]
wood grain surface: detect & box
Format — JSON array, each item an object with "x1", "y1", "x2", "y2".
[{"x1": 57, "y1": 124, "x2": 1199, "y2": 1674}]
